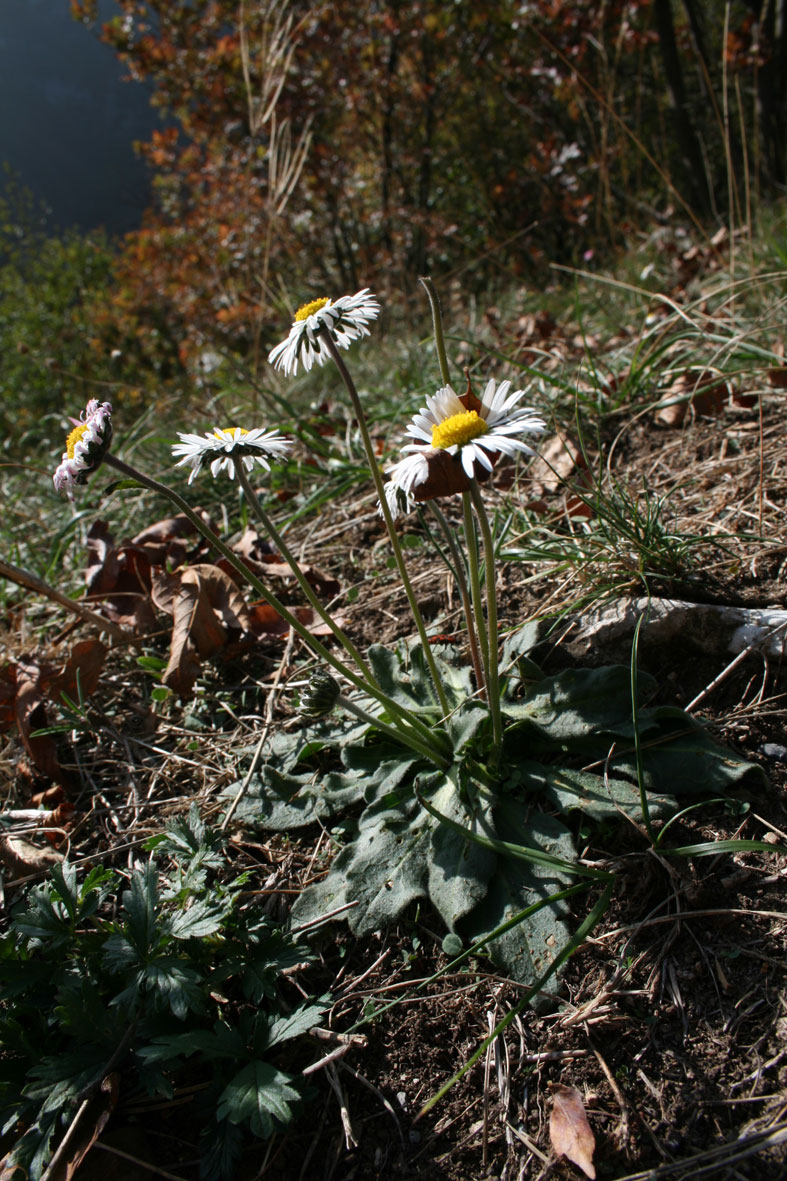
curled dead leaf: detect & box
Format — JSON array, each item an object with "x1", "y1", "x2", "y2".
[
  {"x1": 656, "y1": 370, "x2": 732, "y2": 427},
  {"x1": 159, "y1": 565, "x2": 254, "y2": 697},
  {"x1": 12, "y1": 656, "x2": 61, "y2": 784},
  {"x1": 530, "y1": 432, "x2": 584, "y2": 495},
  {"x1": 50, "y1": 639, "x2": 107, "y2": 703},
  {"x1": 549, "y1": 1082, "x2": 596, "y2": 1179},
  {"x1": 85, "y1": 521, "x2": 157, "y2": 631},
  {"x1": 0, "y1": 836, "x2": 64, "y2": 881}
]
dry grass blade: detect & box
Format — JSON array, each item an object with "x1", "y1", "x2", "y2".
[{"x1": 611, "y1": 1118, "x2": 787, "y2": 1180}]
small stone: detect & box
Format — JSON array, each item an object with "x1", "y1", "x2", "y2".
[{"x1": 759, "y1": 743, "x2": 787, "y2": 763}]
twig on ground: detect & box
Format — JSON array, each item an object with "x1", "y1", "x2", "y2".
[{"x1": 0, "y1": 557, "x2": 133, "y2": 644}]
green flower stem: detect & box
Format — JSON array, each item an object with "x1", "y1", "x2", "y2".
[
  {"x1": 231, "y1": 457, "x2": 372, "y2": 682},
  {"x1": 426, "y1": 502, "x2": 486, "y2": 699},
  {"x1": 102, "y1": 452, "x2": 450, "y2": 769},
  {"x1": 461, "y1": 492, "x2": 491, "y2": 696},
  {"x1": 419, "y1": 276, "x2": 451, "y2": 388},
  {"x1": 469, "y1": 481, "x2": 502, "y2": 760},
  {"x1": 320, "y1": 331, "x2": 452, "y2": 720},
  {"x1": 336, "y1": 693, "x2": 437, "y2": 763}
]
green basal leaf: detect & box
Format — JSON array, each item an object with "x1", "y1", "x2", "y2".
[
  {"x1": 138, "y1": 957, "x2": 204, "y2": 1019},
  {"x1": 366, "y1": 642, "x2": 442, "y2": 713},
  {"x1": 462, "y1": 806, "x2": 576, "y2": 990},
  {"x1": 366, "y1": 640, "x2": 471, "y2": 714},
  {"x1": 138, "y1": 1022, "x2": 245, "y2": 1064},
  {"x1": 446, "y1": 704, "x2": 489, "y2": 755},
  {"x1": 118, "y1": 862, "x2": 163, "y2": 958},
  {"x1": 169, "y1": 895, "x2": 232, "y2": 941},
  {"x1": 201, "y1": 1120, "x2": 245, "y2": 1181},
  {"x1": 155, "y1": 804, "x2": 225, "y2": 869},
  {"x1": 519, "y1": 761, "x2": 678, "y2": 823},
  {"x1": 610, "y1": 706, "x2": 766, "y2": 794},
  {"x1": 266, "y1": 1002, "x2": 326, "y2": 1048},
  {"x1": 428, "y1": 777, "x2": 497, "y2": 930},
  {"x1": 501, "y1": 664, "x2": 658, "y2": 740},
  {"x1": 500, "y1": 621, "x2": 544, "y2": 693},
  {"x1": 225, "y1": 727, "x2": 423, "y2": 830},
  {"x1": 216, "y1": 1061, "x2": 301, "y2": 1140},
  {"x1": 290, "y1": 792, "x2": 428, "y2": 933}
]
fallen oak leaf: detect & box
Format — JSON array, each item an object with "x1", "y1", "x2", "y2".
[
  {"x1": 84, "y1": 521, "x2": 157, "y2": 632},
  {"x1": 655, "y1": 370, "x2": 731, "y2": 427},
  {"x1": 221, "y1": 531, "x2": 341, "y2": 598},
  {"x1": 529, "y1": 432, "x2": 586, "y2": 496},
  {"x1": 549, "y1": 1082, "x2": 596, "y2": 1179},
  {"x1": 31, "y1": 785, "x2": 67, "y2": 809}
]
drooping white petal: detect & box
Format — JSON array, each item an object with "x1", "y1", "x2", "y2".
[
  {"x1": 268, "y1": 290, "x2": 381, "y2": 376},
  {"x1": 172, "y1": 426, "x2": 292, "y2": 482}
]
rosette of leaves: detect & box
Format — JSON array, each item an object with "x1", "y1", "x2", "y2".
[{"x1": 226, "y1": 627, "x2": 763, "y2": 989}]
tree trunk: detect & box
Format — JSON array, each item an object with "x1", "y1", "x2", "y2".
[
  {"x1": 751, "y1": 0, "x2": 787, "y2": 185},
  {"x1": 652, "y1": 0, "x2": 713, "y2": 212}
]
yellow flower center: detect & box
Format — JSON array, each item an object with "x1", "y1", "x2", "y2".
[
  {"x1": 431, "y1": 410, "x2": 488, "y2": 450},
  {"x1": 295, "y1": 297, "x2": 330, "y2": 322},
  {"x1": 212, "y1": 427, "x2": 248, "y2": 440},
  {"x1": 65, "y1": 423, "x2": 88, "y2": 459}
]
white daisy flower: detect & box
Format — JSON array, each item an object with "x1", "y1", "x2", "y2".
[
  {"x1": 53, "y1": 399, "x2": 113, "y2": 493},
  {"x1": 268, "y1": 289, "x2": 381, "y2": 375},
  {"x1": 382, "y1": 379, "x2": 545, "y2": 516},
  {"x1": 172, "y1": 426, "x2": 292, "y2": 483}
]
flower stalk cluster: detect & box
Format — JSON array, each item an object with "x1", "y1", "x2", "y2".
[{"x1": 52, "y1": 282, "x2": 544, "y2": 774}]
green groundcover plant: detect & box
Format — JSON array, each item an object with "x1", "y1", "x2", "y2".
[
  {"x1": 7, "y1": 278, "x2": 779, "y2": 1175},
  {"x1": 0, "y1": 809, "x2": 325, "y2": 1180}
]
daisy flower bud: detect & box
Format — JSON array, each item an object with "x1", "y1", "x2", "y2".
[{"x1": 53, "y1": 399, "x2": 113, "y2": 494}]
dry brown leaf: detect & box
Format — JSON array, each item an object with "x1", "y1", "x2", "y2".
[
  {"x1": 49, "y1": 639, "x2": 107, "y2": 703},
  {"x1": 0, "y1": 836, "x2": 64, "y2": 880},
  {"x1": 530, "y1": 432, "x2": 584, "y2": 494},
  {"x1": 766, "y1": 366, "x2": 787, "y2": 389},
  {"x1": 246, "y1": 602, "x2": 345, "y2": 638},
  {"x1": 13, "y1": 656, "x2": 62, "y2": 784},
  {"x1": 549, "y1": 1082, "x2": 596, "y2": 1179},
  {"x1": 160, "y1": 565, "x2": 253, "y2": 697},
  {"x1": 84, "y1": 521, "x2": 157, "y2": 631},
  {"x1": 656, "y1": 370, "x2": 731, "y2": 427},
  {"x1": 228, "y1": 530, "x2": 341, "y2": 598}
]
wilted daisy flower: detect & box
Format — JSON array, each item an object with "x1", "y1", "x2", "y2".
[
  {"x1": 53, "y1": 399, "x2": 113, "y2": 493},
  {"x1": 268, "y1": 289, "x2": 380, "y2": 375},
  {"x1": 383, "y1": 379, "x2": 545, "y2": 516},
  {"x1": 172, "y1": 426, "x2": 292, "y2": 483}
]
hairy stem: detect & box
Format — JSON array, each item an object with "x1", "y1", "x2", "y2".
[
  {"x1": 320, "y1": 332, "x2": 451, "y2": 720},
  {"x1": 232, "y1": 457, "x2": 372, "y2": 681},
  {"x1": 469, "y1": 481, "x2": 502, "y2": 759},
  {"x1": 419, "y1": 276, "x2": 451, "y2": 388},
  {"x1": 426, "y1": 502, "x2": 486, "y2": 698},
  {"x1": 102, "y1": 452, "x2": 450, "y2": 768},
  {"x1": 462, "y1": 491, "x2": 491, "y2": 695}
]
